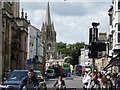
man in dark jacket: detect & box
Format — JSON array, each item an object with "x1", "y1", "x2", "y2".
[{"x1": 18, "y1": 69, "x2": 39, "y2": 90}]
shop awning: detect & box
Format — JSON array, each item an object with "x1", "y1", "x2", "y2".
[{"x1": 103, "y1": 53, "x2": 120, "y2": 71}]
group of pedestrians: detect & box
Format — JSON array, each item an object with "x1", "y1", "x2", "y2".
[
  {"x1": 82, "y1": 70, "x2": 120, "y2": 90},
  {"x1": 18, "y1": 68, "x2": 120, "y2": 90}
]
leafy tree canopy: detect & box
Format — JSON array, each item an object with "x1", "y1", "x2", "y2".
[{"x1": 56, "y1": 42, "x2": 85, "y2": 65}]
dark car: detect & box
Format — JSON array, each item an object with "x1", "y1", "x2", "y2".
[
  {"x1": 1, "y1": 70, "x2": 47, "y2": 90},
  {"x1": 62, "y1": 70, "x2": 71, "y2": 77}
]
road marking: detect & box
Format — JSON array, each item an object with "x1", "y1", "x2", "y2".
[{"x1": 66, "y1": 88, "x2": 76, "y2": 90}]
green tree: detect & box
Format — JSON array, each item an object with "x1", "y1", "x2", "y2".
[
  {"x1": 56, "y1": 42, "x2": 85, "y2": 65},
  {"x1": 56, "y1": 42, "x2": 67, "y2": 54}
]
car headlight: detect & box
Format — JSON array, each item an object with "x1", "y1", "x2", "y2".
[
  {"x1": 0, "y1": 85, "x2": 7, "y2": 89},
  {"x1": 6, "y1": 85, "x2": 14, "y2": 89}
]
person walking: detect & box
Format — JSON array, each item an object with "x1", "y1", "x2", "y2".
[
  {"x1": 52, "y1": 76, "x2": 66, "y2": 90},
  {"x1": 115, "y1": 73, "x2": 120, "y2": 90},
  {"x1": 106, "y1": 74, "x2": 113, "y2": 90},
  {"x1": 97, "y1": 72, "x2": 103, "y2": 89},
  {"x1": 90, "y1": 74, "x2": 101, "y2": 90},
  {"x1": 82, "y1": 71, "x2": 88, "y2": 90},
  {"x1": 18, "y1": 69, "x2": 39, "y2": 90},
  {"x1": 101, "y1": 76, "x2": 108, "y2": 89},
  {"x1": 82, "y1": 70, "x2": 92, "y2": 90}
]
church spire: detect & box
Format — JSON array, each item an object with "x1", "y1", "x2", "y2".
[{"x1": 45, "y1": 2, "x2": 51, "y2": 25}]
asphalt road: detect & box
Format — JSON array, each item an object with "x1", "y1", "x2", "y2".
[{"x1": 46, "y1": 75, "x2": 84, "y2": 90}]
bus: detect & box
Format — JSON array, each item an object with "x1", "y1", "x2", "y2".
[
  {"x1": 62, "y1": 63, "x2": 71, "y2": 77},
  {"x1": 74, "y1": 65, "x2": 82, "y2": 76},
  {"x1": 74, "y1": 65, "x2": 91, "y2": 76},
  {"x1": 82, "y1": 66, "x2": 91, "y2": 72}
]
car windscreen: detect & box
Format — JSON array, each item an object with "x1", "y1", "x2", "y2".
[
  {"x1": 47, "y1": 70, "x2": 53, "y2": 73},
  {"x1": 8, "y1": 71, "x2": 28, "y2": 81},
  {"x1": 63, "y1": 69, "x2": 69, "y2": 73},
  {"x1": 8, "y1": 71, "x2": 38, "y2": 81}
]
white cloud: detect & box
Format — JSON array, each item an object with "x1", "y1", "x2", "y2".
[
  {"x1": 2, "y1": 0, "x2": 111, "y2": 2},
  {"x1": 21, "y1": 2, "x2": 111, "y2": 44},
  {"x1": 20, "y1": 0, "x2": 111, "y2": 2}
]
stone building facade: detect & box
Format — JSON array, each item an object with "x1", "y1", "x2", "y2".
[
  {"x1": 28, "y1": 24, "x2": 44, "y2": 70},
  {"x1": 80, "y1": 48, "x2": 91, "y2": 66},
  {"x1": 0, "y1": 1, "x2": 29, "y2": 82},
  {"x1": 11, "y1": 8, "x2": 29, "y2": 70},
  {"x1": 106, "y1": 0, "x2": 120, "y2": 72}
]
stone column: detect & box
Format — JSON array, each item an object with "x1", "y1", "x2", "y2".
[{"x1": 0, "y1": 2, "x2": 3, "y2": 83}]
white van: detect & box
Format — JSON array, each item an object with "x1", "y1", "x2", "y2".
[{"x1": 46, "y1": 69, "x2": 55, "y2": 78}]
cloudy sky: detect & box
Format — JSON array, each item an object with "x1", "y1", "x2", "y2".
[{"x1": 20, "y1": 0, "x2": 111, "y2": 44}]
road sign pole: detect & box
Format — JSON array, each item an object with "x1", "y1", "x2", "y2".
[{"x1": 92, "y1": 58, "x2": 95, "y2": 76}]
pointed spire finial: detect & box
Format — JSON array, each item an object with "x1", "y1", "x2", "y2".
[
  {"x1": 25, "y1": 13, "x2": 27, "y2": 20},
  {"x1": 45, "y1": 2, "x2": 51, "y2": 25},
  {"x1": 21, "y1": 8, "x2": 24, "y2": 18}
]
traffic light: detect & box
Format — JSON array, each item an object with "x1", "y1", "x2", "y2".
[
  {"x1": 32, "y1": 55, "x2": 38, "y2": 64},
  {"x1": 97, "y1": 43, "x2": 106, "y2": 51},
  {"x1": 88, "y1": 51, "x2": 92, "y2": 58},
  {"x1": 89, "y1": 28, "x2": 93, "y2": 44},
  {"x1": 32, "y1": 57, "x2": 36, "y2": 64},
  {"x1": 88, "y1": 44, "x2": 92, "y2": 58},
  {"x1": 94, "y1": 28, "x2": 98, "y2": 41},
  {"x1": 35, "y1": 55, "x2": 38, "y2": 61},
  {"x1": 88, "y1": 42, "x2": 98, "y2": 58},
  {"x1": 91, "y1": 42, "x2": 98, "y2": 58}
]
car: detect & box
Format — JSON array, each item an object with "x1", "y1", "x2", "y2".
[
  {"x1": 46, "y1": 69, "x2": 55, "y2": 78},
  {"x1": 2, "y1": 70, "x2": 47, "y2": 90}
]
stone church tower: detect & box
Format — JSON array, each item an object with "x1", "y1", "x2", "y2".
[{"x1": 41, "y1": 2, "x2": 57, "y2": 61}]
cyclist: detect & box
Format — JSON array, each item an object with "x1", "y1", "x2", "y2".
[{"x1": 18, "y1": 69, "x2": 39, "y2": 90}]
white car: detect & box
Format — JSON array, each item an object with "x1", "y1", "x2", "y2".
[{"x1": 46, "y1": 69, "x2": 55, "y2": 78}]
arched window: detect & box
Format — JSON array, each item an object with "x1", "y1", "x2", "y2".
[{"x1": 47, "y1": 43, "x2": 51, "y2": 50}]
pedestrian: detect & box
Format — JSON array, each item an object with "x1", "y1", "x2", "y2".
[
  {"x1": 97, "y1": 72, "x2": 103, "y2": 89},
  {"x1": 52, "y1": 76, "x2": 66, "y2": 90},
  {"x1": 111, "y1": 73, "x2": 117, "y2": 90},
  {"x1": 82, "y1": 71, "x2": 88, "y2": 90},
  {"x1": 18, "y1": 69, "x2": 39, "y2": 90},
  {"x1": 90, "y1": 74, "x2": 101, "y2": 90},
  {"x1": 106, "y1": 73, "x2": 113, "y2": 89},
  {"x1": 82, "y1": 70, "x2": 92, "y2": 89},
  {"x1": 115, "y1": 73, "x2": 120, "y2": 90},
  {"x1": 101, "y1": 75, "x2": 108, "y2": 89}
]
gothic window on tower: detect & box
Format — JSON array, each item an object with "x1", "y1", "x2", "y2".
[
  {"x1": 46, "y1": 30, "x2": 49, "y2": 39},
  {"x1": 47, "y1": 44, "x2": 51, "y2": 50},
  {"x1": 25, "y1": 36, "x2": 27, "y2": 51}
]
